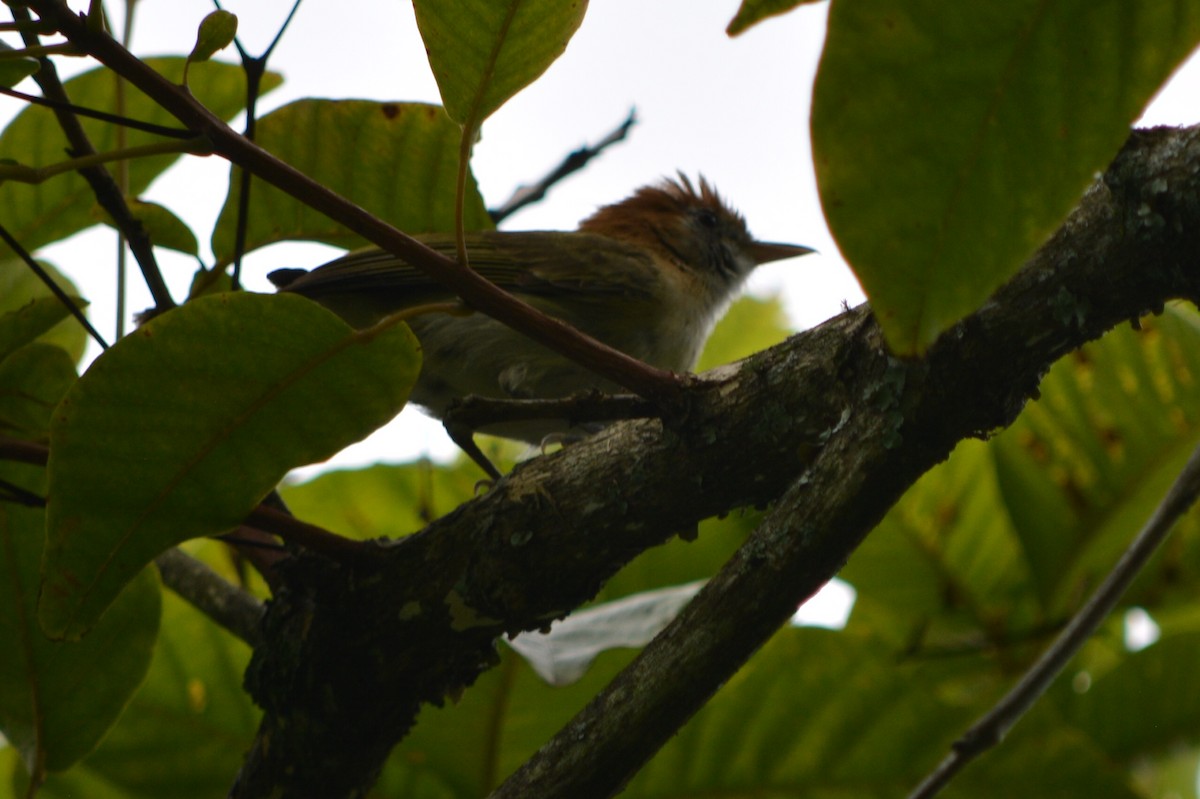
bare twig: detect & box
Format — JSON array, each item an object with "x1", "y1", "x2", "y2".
[
  {"x1": 0, "y1": 436, "x2": 51, "y2": 466},
  {"x1": 443, "y1": 391, "x2": 658, "y2": 479},
  {"x1": 0, "y1": 221, "x2": 108, "y2": 349},
  {"x1": 0, "y1": 477, "x2": 46, "y2": 507},
  {"x1": 0, "y1": 86, "x2": 197, "y2": 137},
  {"x1": 489, "y1": 109, "x2": 637, "y2": 225},
  {"x1": 244, "y1": 505, "x2": 367, "y2": 561},
  {"x1": 213, "y1": 0, "x2": 305, "y2": 290},
  {"x1": 155, "y1": 548, "x2": 266, "y2": 647},
  {"x1": 906, "y1": 439, "x2": 1200, "y2": 799},
  {"x1": 11, "y1": 5, "x2": 176, "y2": 315}
]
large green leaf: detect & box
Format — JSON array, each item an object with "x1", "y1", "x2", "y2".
[
  {"x1": 279, "y1": 459, "x2": 482, "y2": 541},
  {"x1": 624, "y1": 629, "x2": 1136, "y2": 799},
  {"x1": 695, "y1": 294, "x2": 790, "y2": 372},
  {"x1": 841, "y1": 438, "x2": 1038, "y2": 651},
  {"x1": 41, "y1": 291, "x2": 420, "y2": 639},
  {"x1": 211, "y1": 100, "x2": 490, "y2": 263},
  {"x1": 413, "y1": 0, "x2": 587, "y2": 128},
  {"x1": 25, "y1": 589, "x2": 259, "y2": 799},
  {"x1": 1054, "y1": 631, "x2": 1200, "y2": 761},
  {"x1": 813, "y1": 1, "x2": 1200, "y2": 353},
  {"x1": 0, "y1": 493, "x2": 160, "y2": 778},
  {"x1": 0, "y1": 59, "x2": 280, "y2": 258},
  {"x1": 992, "y1": 306, "x2": 1200, "y2": 613},
  {"x1": 379, "y1": 647, "x2": 635, "y2": 797}
]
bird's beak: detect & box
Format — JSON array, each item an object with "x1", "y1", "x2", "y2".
[{"x1": 748, "y1": 240, "x2": 815, "y2": 265}]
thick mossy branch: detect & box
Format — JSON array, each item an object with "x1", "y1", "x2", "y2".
[{"x1": 232, "y1": 126, "x2": 1200, "y2": 799}]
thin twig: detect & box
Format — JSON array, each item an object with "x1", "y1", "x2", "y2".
[
  {"x1": 0, "y1": 222, "x2": 108, "y2": 349},
  {"x1": 0, "y1": 436, "x2": 52, "y2": 466},
  {"x1": 214, "y1": 0, "x2": 304, "y2": 290},
  {"x1": 907, "y1": 439, "x2": 1200, "y2": 799},
  {"x1": 0, "y1": 136, "x2": 212, "y2": 184},
  {"x1": 11, "y1": 4, "x2": 176, "y2": 315},
  {"x1": 155, "y1": 548, "x2": 265, "y2": 647},
  {"x1": 0, "y1": 477, "x2": 46, "y2": 507},
  {"x1": 0, "y1": 86, "x2": 197, "y2": 138},
  {"x1": 489, "y1": 109, "x2": 637, "y2": 225},
  {"x1": 444, "y1": 392, "x2": 658, "y2": 477},
  {"x1": 244, "y1": 505, "x2": 368, "y2": 561}
]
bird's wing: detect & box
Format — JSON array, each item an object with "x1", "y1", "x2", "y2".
[{"x1": 271, "y1": 231, "x2": 662, "y2": 315}]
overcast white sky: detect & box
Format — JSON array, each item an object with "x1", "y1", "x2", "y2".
[{"x1": 9, "y1": 0, "x2": 1200, "y2": 471}]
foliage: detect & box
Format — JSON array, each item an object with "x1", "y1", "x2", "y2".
[{"x1": 0, "y1": 0, "x2": 1198, "y2": 798}]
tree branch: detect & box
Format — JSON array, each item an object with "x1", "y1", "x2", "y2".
[
  {"x1": 154, "y1": 548, "x2": 265, "y2": 647},
  {"x1": 231, "y1": 126, "x2": 1200, "y2": 798}
]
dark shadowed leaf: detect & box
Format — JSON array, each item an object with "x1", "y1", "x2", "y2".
[
  {"x1": 41, "y1": 292, "x2": 419, "y2": 639},
  {"x1": 211, "y1": 100, "x2": 490, "y2": 262}
]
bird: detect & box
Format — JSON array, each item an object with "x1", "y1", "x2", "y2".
[{"x1": 269, "y1": 174, "x2": 812, "y2": 448}]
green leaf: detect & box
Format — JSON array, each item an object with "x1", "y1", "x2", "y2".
[
  {"x1": 210, "y1": 100, "x2": 491, "y2": 263},
  {"x1": 0, "y1": 59, "x2": 281, "y2": 257},
  {"x1": 1055, "y1": 631, "x2": 1200, "y2": 760},
  {"x1": 726, "y1": 0, "x2": 819, "y2": 36},
  {"x1": 0, "y1": 41, "x2": 39, "y2": 89},
  {"x1": 93, "y1": 198, "x2": 200, "y2": 257},
  {"x1": 188, "y1": 10, "x2": 238, "y2": 65},
  {"x1": 41, "y1": 292, "x2": 420, "y2": 639},
  {"x1": 812, "y1": 1, "x2": 1200, "y2": 353},
  {"x1": 695, "y1": 294, "x2": 790, "y2": 372},
  {"x1": 279, "y1": 459, "x2": 481, "y2": 541},
  {"x1": 0, "y1": 296, "x2": 83, "y2": 364},
  {"x1": 626, "y1": 629, "x2": 1136, "y2": 799},
  {"x1": 992, "y1": 306, "x2": 1200, "y2": 612},
  {"x1": 0, "y1": 496, "x2": 160, "y2": 776},
  {"x1": 0, "y1": 262, "x2": 87, "y2": 364},
  {"x1": 0, "y1": 343, "x2": 76, "y2": 440},
  {"x1": 29, "y1": 588, "x2": 259, "y2": 799},
  {"x1": 380, "y1": 646, "x2": 635, "y2": 797},
  {"x1": 412, "y1": 0, "x2": 587, "y2": 127},
  {"x1": 841, "y1": 438, "x2": 1038, "y2": 651},
  {"x1": 592, "y1": 512, "x2": 757, "y2": 604}
]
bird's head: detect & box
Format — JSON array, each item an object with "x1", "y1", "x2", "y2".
[{"x1": 578, "y1": 174, "x2": 812, "y2": 288}]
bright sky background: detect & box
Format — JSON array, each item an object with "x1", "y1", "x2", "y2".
[{"x1": 6, "y1": 0, "x2": 1199, "y2": 628}]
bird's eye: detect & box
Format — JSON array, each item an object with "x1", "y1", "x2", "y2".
[{"x1": 697, "y1": 209, "x2": 719, "y2": 229}]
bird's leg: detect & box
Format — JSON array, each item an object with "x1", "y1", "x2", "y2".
[{"x1": 443, "y1": 418, "x2": 503, "y2": 482}]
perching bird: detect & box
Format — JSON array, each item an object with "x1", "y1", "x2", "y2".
[{"x1": 270, "y1": 175, "x2": 812, "y2": 445}]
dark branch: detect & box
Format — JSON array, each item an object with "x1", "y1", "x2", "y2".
[{"x1": 489, "y1": 109, "x2": 637, "y2": 224}]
